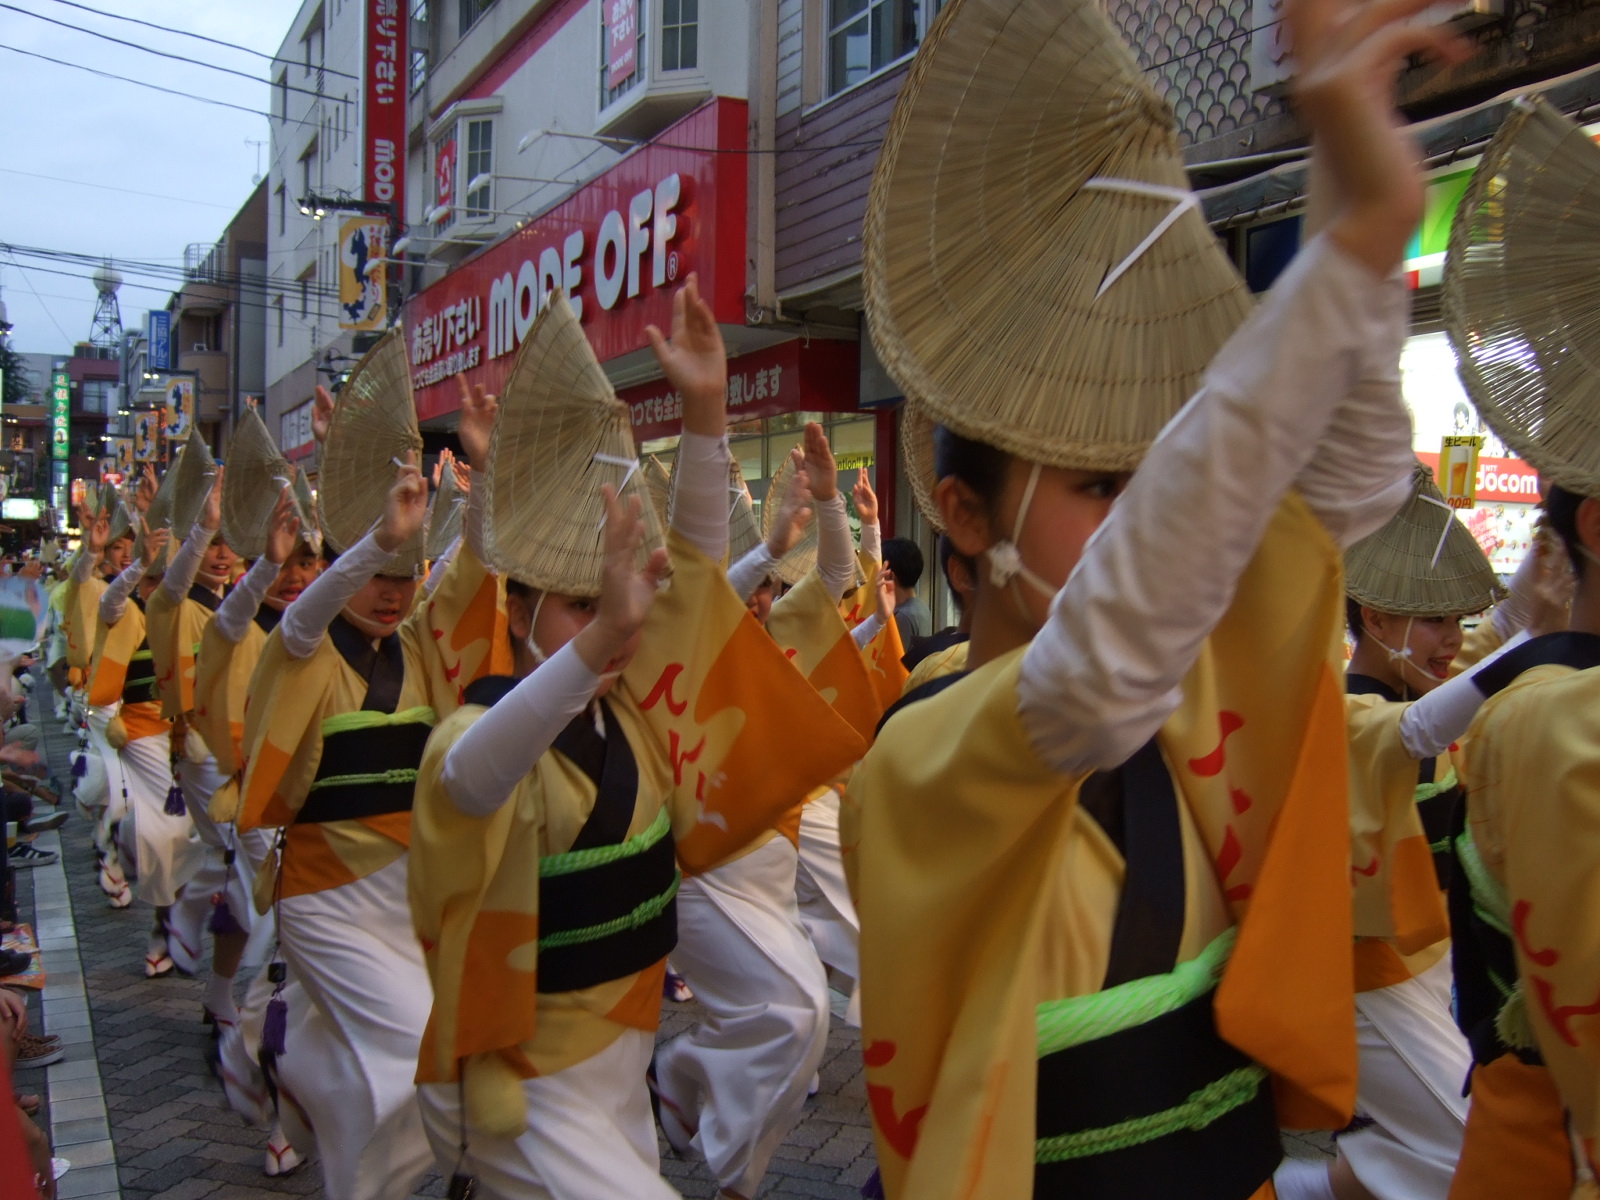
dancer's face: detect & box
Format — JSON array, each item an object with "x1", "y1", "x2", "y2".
[
  {"x1": 197, "y1": 539, "x2": 239, "y2": 589},
  {"x1": 341, "y1": 574, "x2": 417, "y2": 638},
  {"x1": 507, "y1": 588, "x2": 638, "y2": 697},
  {"x1": 104, "y1": 537, "x2": 133, "y2": 573},
  {"x1": 1360, "y1": 608, "x2": 1464, "y2": 693},
  {"x1": 746, "y1": 580, "x2": 775, "y2": 626},
  {"x1": 265, "y1": 546, "x2": 322, "y2": 609}
]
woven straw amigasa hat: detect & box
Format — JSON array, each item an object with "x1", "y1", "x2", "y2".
[
  {"x1": 319, "y1": 330, "x2": 426, "y2": 576},
  {"x1": 223, "y1": 406, "x2": 301, "y2": 560},
  {"x1": 480, "y1": 291, "x2": 665, "y2": 595},
  {"x1": 1345, "y1": 464, "x2": 1504, "y2": 617},
  {"x1": 864, "y1": 0, "x2": 1254, "y2": 523},
  {"x1": 168, "y1": 428, "x2": 217, "y2": 541},
  {"x1": 644, "y1": 454, "x2": 673, "y2": 528},
  {"x1": 424, "y1": 458, "x2": 467, "y2": 561},
  {"x1": 729, "y1": 459, "x2": 763, "y2": 563},
  {"x1": 762, "y1": 447, "x2": 817, "y2": 586},
  {"x1": 1445, "y1": 95, "x2": 1600, "y2": 496},
  {"x1": 137, "y1": 460, "x2": 182, "y2": 576}
]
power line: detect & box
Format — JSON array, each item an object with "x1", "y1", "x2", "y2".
[
  {"x1": 0, "y1": 45, "x2": 318, "y2": 128},
  {"x1": 0, "y1": 168, "x2": 238, "y2": 211},
  {"x1": 2, "y1": 5, "x2": 333, "y2": 103},
  {"x1": 3, "y1": 244, "x2": 349, "y2": 303},
  {"x1": 2, "y1": 259, "x2": 74, "y2": 344},
  {"x1": 41, "y1": 0, "x2": 362, "y2": 82}
]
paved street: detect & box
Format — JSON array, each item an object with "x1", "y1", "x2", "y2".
[{"x1": 22, "y1": 710, "x2": 880, "y2": 1199}]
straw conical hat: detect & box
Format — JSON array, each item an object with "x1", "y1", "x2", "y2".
[
  {"x1": 168, "y1": 429, "x2": 218, "y2": 540},
  {"x1": 1345, "y1": 465, "x2": 1504, "y2": 617},
  {"x1": 865, "y1": 0, "x2": 1254, "y2": 522},
  {"x1": 644, "y1": 455, "x2": 673, "y2": 528},
  {"x1": 222, "y1": 408, "x2": 296, "y2": 560},
  {"x1": 318, "y1": 331, "x2": 426, "y2": 575},
  {"x1": 729, "y1": 460, "x2": 763, "y2": 562},
  {"x1": 143, "y1": 460, "x2": 179, "y2": 535},
  {"x1": 107, "y1": 488, "x2": 135, "y2": 544},
  {"x1": 763, "y1": 448, "x2": 817, "y2": 586},
  {"x1": 292, "y1": 470, "x2": 322, "y2": 556},
  {"x1": 92, "y1": 482, "x2": 117, "y2": 518},
  {"x1": 1445, "y1": 95, "x2": 1600, "y2": 495},
  {"x1": 481, "y1": 291, "x2": 664, "y2": 594},
  {"x1": 425, "y1": 459, "x2": 467, "y2": 560}
]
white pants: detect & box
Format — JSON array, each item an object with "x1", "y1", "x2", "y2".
[
  {"x1": 118, "y1": 731, "x2": 203, "y2": 908},
  {"x1": 165, "y1": 756, "x2": 256, "y2": 975},
  {"x1": 276, "y1": 855, "x2": 436, "y2": 1200},
  {"x1": 87, "y1": 705, "x2": 127, "y2": 884},
  {"x1": 795, "y1": 790, "x2": 862, "y2": 1024},
  {"x1": 655, "y1": 836, "x2": 831, "y2": 1197},
  {"x1": 419, "y1": 1028, "x2": 680, "y2": 1200},
  {"x1": 1342, "y1": 955, "x2": 1473, "y2": 1200}
]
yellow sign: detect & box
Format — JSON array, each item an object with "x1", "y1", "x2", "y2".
[
  {"x1": 836, "y1": 453, "x2": 875, "y2": 470},
  {"x1": 1440, "y1": 435, "x2": 1483, "y2": 509},
  {"x1": 338, "y1": 216, "x2": 388, "y2": 331},
  {"x1": 163, "y1": 378, "x2": 195, "y2": 443}
]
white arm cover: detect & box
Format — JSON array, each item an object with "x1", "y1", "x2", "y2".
[
  {"x1": 161, "y1": 522, "x2": 216, "y2": 603},
  {"x1": 440, "y1": 640, "x2": 603, "y2": 816},
  {"x1": 424, "y1": 536, "x2": 462, "y2": 597},
  {"x1": 278, "y1": 531, "x2": 396, "y2": 660},
  {"x1": 1398, "y1": 629, "x2": 1530, "y2": 759},
  {"x1": 99, "y1": 562, "x2": 144, "y2": 626},
  {"x1": 816, "y1": 494, "x2": 856, "y2": 601},
  {"x1": 70, "y1": 548, "x2": 97, "y2": 585},
  {"x1": 1019, "y1": 234, "x2": 1416, "y2": 776},
  {"x1": 852, "y1": 612, "x2": 885, "y2": 650},
  {"x1": 1491, "y1": 547, "x2": 1543, "y2": 640},
  {"x1": 860, "y1": 521, "x2": 882, "y2": 564},
  {"x1": 213, "y1": 556, "x2": 280, "y2": 645},
  {"x1": 728, "y1": 544, "x2": 780, "y2": 602},
  {"x1": 669, "y1": 432, "x2": 733, "y2": 564}
]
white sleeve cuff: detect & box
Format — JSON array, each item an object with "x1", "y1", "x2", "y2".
[
  {"x1": 816, "y1": 494, "x2": 855, "y2": 600},
  {"x1": 669, "y1": 432, "x2": 733, "y2": 564},
  {"x1": 727, "y1": 544, "x2": 780, "y2": 602},
  {"x1": 213, "y1": 556, "x2": 280, "y2": 644},
  {"x1": 852, "y1": 612, "x2": 885, "y2": 650},
  {"x1": 1399, "y1": 629, "x2": 1530, "y2": 759},
  {"x1": 279, "y1": 531, "x2": 397, "y2": 659}
]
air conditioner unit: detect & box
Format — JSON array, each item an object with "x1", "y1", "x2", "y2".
[{"x1": 193, "y1": 342, "x2": 209, "y2": 352}]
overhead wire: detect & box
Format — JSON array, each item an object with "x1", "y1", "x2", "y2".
[{"x1": 0, "y1": 168, "x2": 239, "y2": 211}]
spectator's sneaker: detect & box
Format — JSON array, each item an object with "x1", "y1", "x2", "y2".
[
  {"x1": 22, "y1": 811, "x2": 67, "y2": 834},
  {"x1": 7, "y1": 842, "x2": 56, "y2": 869},
  {"x1": 264, "y1": 1129, "x2": 303, "y2": 1177},
  {"x1": 17, "y1": 1034, "x2": 64, "y2": 1069}
]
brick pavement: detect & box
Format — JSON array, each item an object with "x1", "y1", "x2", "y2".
[{"x1": 29, "y1": 709, "x2": 881, "y2": 1199}]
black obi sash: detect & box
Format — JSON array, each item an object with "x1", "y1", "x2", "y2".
[
  {"x1": 296, "y1": 616, "x2": 427, "y2": 825},
  {"x1": 122, "y1": 642, "x2": 159, "y2": 705},
  {"x1": 462, "y1": 675, "x2": 679, "y2": 995},
  {"x1": 254, "y1": 603, "x2": 284, "y2": 635},
  {"x1": 1033, "y1": 738, "x2": 1279, "y2": 1199},
  {"x1": 187, "y1": 582, "x2": 223, "y2": 613},
  {"x1": 1450, "y1": 632, "x2": 1600, "y2": 1067},
  {"x1": 1346, "y1": 671, "x2": 1462, "y2": 890}
]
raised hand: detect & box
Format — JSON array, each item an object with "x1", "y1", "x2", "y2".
[
  {"x1": 852, "y1": 465, "x2": 878, "y2": 526},
  {"x1": 645, "y1": 273, "x2": 727, "y2": 439},
  {"x1": 455, "y1": 375, "x2": 499, "y2": 469},
  {"x1": 141, "y1": 527, "x2": 171, "y2": 570},
  {"x1": 578, "y1": 484, "x2": 672, "y2": 675},
  {"x1": 135, "y1": 464, "x2": 158, "y2": 513},
  {"x1": 264, "y1": 487, "x2": 301, "y2": 566},
  {"x1": 802, "y1": 422, "x2": 838, "y2": 501},
  {"x1": 766, "y1": 447, "x2": 813, "y2": 558},
  {"x1": 376, "y1": 451, "x2": 429, "y2": 553},
  {"x1": 451, "y1": 455, "x2": 471, "y2": 493},
  {"x1": 312, "y1": 385, "x2": 336, "y2": 444},
  {"x1": 201, "y1": 466, "x2": 224, "y2": 532},
  {"x1": 872, "y1": 564, "x2": 897, "y2": 624},
  {"x1": 1286, "y1": 0, "x2": 1469, "y2": 275},
  {"x1": 85, "y1": 511, "x2": 111, "y2": 555}
]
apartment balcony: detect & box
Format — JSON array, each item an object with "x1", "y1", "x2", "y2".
[{"x1": 178, "y1": 349, "x2": 230, "y2": 418}]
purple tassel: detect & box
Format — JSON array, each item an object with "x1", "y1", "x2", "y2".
[
  {"x1": 72, "y1": 752, "x2": 87, "y2": 779},
  {"x1": 262, "y1": 993, "x2": 288, "y2": 1056},
  {"x1": 860, "y1": 1169, "x2": 884, "y2": 1199},
  {"x1": 164, "y1": 782, "x2": 187, "y2": 816},
  {"x1": 208, "y1": 896, "x2": 245, "y2": 937}
]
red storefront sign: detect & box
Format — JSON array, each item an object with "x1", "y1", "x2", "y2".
[
  {"x1": 406, "y1": 99, "x2": 748, "y2": 424},
  {"x1": 619, "y1": 338, "x2": 861, "y2": 442},
  {"x1": 364, "y1": 0, "x2": 407, "y2": 214},
  {"x1": 606, "y1": 0, "x2": 639, "y2": 88},
  {"x1": 435, "y1": 138, "x2": 456, "y2": 214},
  {"x1": 1416, "y1": 452, "x2": 1543, "y2": 504}
]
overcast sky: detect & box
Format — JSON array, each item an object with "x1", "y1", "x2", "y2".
[{"x1": 0, "y1": 0, "x2": 305, "y2": 354}]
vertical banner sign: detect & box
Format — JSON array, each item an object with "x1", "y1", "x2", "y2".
[
  {"x1": 364, "y1": 0, "x2": 406, "y2": 218},
  {"x1": 435, "y1": 137, "x2": 456, "y2": 220},
  {"x1": 1440, "y1": 435, "x2": 1484, "y2": 509},
  {"x1": 607, "y1": 0, "x2": 638, "y2": 88},
  {"x1": 133, "y1": 412, "x2": 161, "y2": 462},
  {"x1": 147, "y1": 311, "x2": 172, "y2": 371},
  {"x1": 50, "y1": 369, "x2": 70, "y2": 462},
  {"x1": 339, "y1": 216, "x2": 389, "y2": 331},
  {"x1": 163, "y1": 379, "x2": 195, "y2": 444},
  {"x1": 111, "y1": 438, "x2": 134, "y2": 476}
]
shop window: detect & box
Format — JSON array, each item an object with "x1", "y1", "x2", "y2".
[
  {"x1": 459, "y1": 0, "x2": 493, "y2": 39},
  {"x1": 661, "y1": 0, "x2": 697, "y2": 71},
  {"x1": 827, "y1": 0, "x2": 942, "y2": 96},
  {"x1": 464, "y1": 118, "x2": 493, "y2": 218},
  {"x1": 601, "y1": 0, "x2": 647, "y2": 108}
]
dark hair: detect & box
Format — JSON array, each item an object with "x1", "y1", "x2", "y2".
[
  {"x1": 505, "y1": 578, "x2": 536, "y2": 602},
  {"x1": 1544, "y1": 485, "x2": 1587, "y2": 578},
  {"x1": 933, "y1": 424, "x2": 1011, "y2": 513},
  {"x1": 1345, "y1": 596, "x2": 1368, "y2": 642},
  {"x1": 938, "y1": 533, "x2": 974, "y2": 614},
  {"x1": 883, "y1": 537, "x2": 925, "y2": 591}
]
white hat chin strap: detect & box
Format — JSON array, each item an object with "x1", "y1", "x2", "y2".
[
  {"x1": 982, "y1": 462, "x2": 1058, "y2": 603},
  {"x1": 1361, "y1": 616, "x2": 1438, "y2": 691},
  {"x1": 524, "y1": 591, "x2": 550, "y2": 667}
]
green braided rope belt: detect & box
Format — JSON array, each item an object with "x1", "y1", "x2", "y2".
[
  {"x1": 1035, "y1": 1064, "x2": 1269, "y2": 1164},
  {"x1": 319, "y1": 705, "x2": 437, "y2": 737},
  {"x1": 1454, "y1": 828, "x2": 1510, "y2": 936},
  {"x1": 308, "y1": 767, "x2": 421, "y2": 791},
  {"x1": 541, "y1": 807, "x2": 672, "y2": 877},
  {"x1": 538, "y1": 870, "x2": 681, "y2": 951}
]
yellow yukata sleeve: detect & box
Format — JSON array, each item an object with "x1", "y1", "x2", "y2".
[
  {"x1": 88, "y1": 609, "x2": 141, "y2": 707},
  {"x1": 862, "y1": 612, "x2": 909, "y2": 711},
  {"x1": 1343, "y1": 694, "x2": 1451, "y2": 952},
  {"x1": 1472, "y1": 667, "x2": 1600, "y2": 1175},
  {"x1": 238, "y1": 633, "x2": 343, "y2": 831},
  {"x1": 404, "y1": 540, "x2": 511, "y2": 721},
  {"x1": 768, "y1": 569, "x2": 882, "y2": 743},
  {"x1": 620, "y1": 531, "x2": 868, "y2": 873},
  {"x1": 143, "y1": 587, "x2": 185, "y2": 720},
  {"x1": 61, "y1": 573, "x2": 106, "y2": 671},
  {"x1": 170, "y1": 596, "x2": 216, "y2": 720},
  {"x1": 192, "y1": 619, "x2": 265, "y2": 784}
]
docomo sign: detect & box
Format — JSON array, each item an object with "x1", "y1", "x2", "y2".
[
  {"x1": 1417, "y1": 452, "x2": 1542, "y2": 505},
  {"x1": 406, "y1": 100, "x2": 749, "y2": 422},
  {"x1": 364, "y1": 0, "x2": 407, "y2": 212}
]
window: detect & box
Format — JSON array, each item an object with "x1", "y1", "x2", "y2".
[
  {"x1": 275, "y1": 295, "x2": 285, "y2": 346},
  {"x1": 411, "y1": 2, "x2": 430, "y2": 94},
  {"x1": 459, "y1": 0, "x2": 492, "y2": 38},
  {"x1": 275, "y1": 72, "x2": 288, "y2": 120},
  {"x1": 299, "y1": 263, "x2": 316, "y2": 319},
  {"x1": 80, "y1": 380, "x2": 113, "y2": 416},
  {"x1": 601, "y1": 0, "x2": 647, "y2": 108},
  {"x1": 827, "y1": 0, "x2": 939, "y2": 95},
  {"x1": 275, "y1": 185, "x2": 286, "y2": 236},
  {"x1": 299, "y1": 141, "x2": 317, "y2": 199},
  {"x1": 464, "y1": 118, "x2": 493, "y2": 218},
  {"x1": 661, "y1": 0, "x2": 697, "y2": 70}
]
